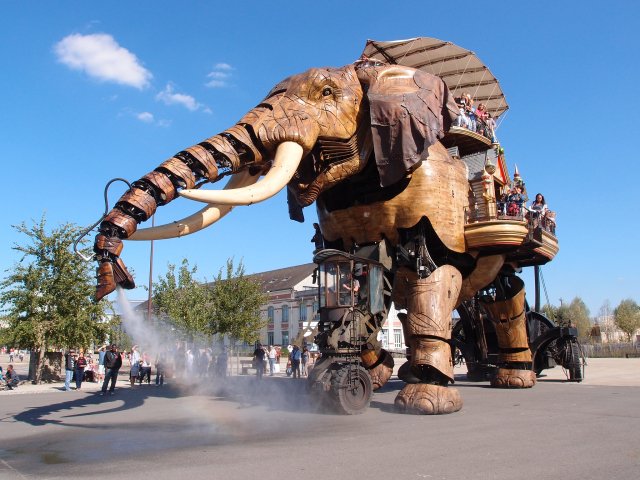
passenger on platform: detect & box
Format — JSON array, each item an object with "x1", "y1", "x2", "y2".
[
  {"x1": 499, "y1": 188, "x2": 510, "y2": 215},
  {"x1": 475, "y1": 103, "x2": 488, "y2": 136},
  {"x1": 454, "y1": 95, "x2": 470, "y2": 128},
  {"x1": 507, "y1": 186, "x2": 525, "y2": 216},
  {"x1": 530, "y1": 193, "x2": 548, "y2": 215},
  {"x1": 464, "y1": 93, "x2": 476, "y2": 132},
  {"x1": 528, "y1": 193, "x2": 548, "y2": 228},
  {"x1": 485, "y1": 112, "x2": 497, "y2": 143}
]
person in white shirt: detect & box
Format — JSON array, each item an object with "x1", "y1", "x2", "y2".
[{"x1": 267, "y1": 345, "x2": 277, "y2": 376}]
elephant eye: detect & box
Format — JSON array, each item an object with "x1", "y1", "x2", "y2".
[{"x1": 322, "y1": 87, "x2": 333, "y2": 97}]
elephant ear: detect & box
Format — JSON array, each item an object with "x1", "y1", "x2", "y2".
[{"x1": 367, "y1": 68, "x2": 459, "y2": 187}]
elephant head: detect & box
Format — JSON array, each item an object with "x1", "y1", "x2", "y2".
[{"x1": 93, "y1": 59, "x2": 459, "y2": 300}]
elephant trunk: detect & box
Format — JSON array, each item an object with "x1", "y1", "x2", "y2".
[{"x1": 93, "y1": 124, "x2": 264, "y2": 301}]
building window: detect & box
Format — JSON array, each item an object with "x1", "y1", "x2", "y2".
[
  {"x1": 282, "y1": 304, "x2": 290, "y2": 323},
  {"x1": 313, "y1": 301, "x2": 319, "y2": 314},
  {"x1": 267, "y1": 332, "x2": 274, "y2": 346},
  {"x1": 267, "y1": 306, "x2": 274, "y2": 322},
  {"x1": 300, "y1": 303, "x2": 307, "y2": 322},
  {"x1": 381, "y1": 329, "x2": 388, "y2": 348},
  {"x1": 394, "y1": 329, "x2": 403, "y2": 349},
  {"x1": 282, "y1": 331, "x2": 289, "y2": 347}
]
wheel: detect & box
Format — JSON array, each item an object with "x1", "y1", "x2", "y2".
[
  {"x1": 567, "y1": 340, "x2": 583, "y2": 382},
  {"x1": 556, "y1": 338, "x2": 583, "y2": 382},
  {"x1": 329, "y1": 364, "x2": 373, "y2": 415}
]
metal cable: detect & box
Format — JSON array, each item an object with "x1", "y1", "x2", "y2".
[{"x1": 72, "y1": 177, "x2": 132, "y2": 261}]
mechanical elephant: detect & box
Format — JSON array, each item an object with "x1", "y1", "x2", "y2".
[{"x1": 93, "y1": 58, "x2": 533, "y2": 414}]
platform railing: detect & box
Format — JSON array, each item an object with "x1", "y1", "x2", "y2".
[{"x1": 465, "y1": 203, "x2": 557, "y2": 235}]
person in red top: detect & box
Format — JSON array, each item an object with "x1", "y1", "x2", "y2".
[
  {"x1": 75, "y1": 350, "x2": 87, "y2": 390},
  {"x1": 475, "y1": 103, "x2": 488, "y2": 136}
]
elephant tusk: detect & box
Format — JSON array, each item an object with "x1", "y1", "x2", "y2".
[
  {"x1": 178, "y1": 141, "x2": 304, "y2": 205},
  {"x1": 128, "y1": 171, "x2": 259, "y2": 241}
]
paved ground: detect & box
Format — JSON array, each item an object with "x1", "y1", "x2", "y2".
[{"x1": 1, "y1": 357, "x2": 638, "y2": 479}]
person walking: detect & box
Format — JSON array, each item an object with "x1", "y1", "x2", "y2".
[
  {"x1": 290, "y1": 345, "x2": 302, "y2": 379},
  {"x1": 139, "y1": 352, "x2": 152, "y2": 385},
  {"x1": 97, "y1": 345, "x2": 107, "y2": 383},
  {"x1": 267, "y1": 345, "x2": 277, "y2": 376},
  {"x1": 253, "y1": 343, "x2": 266, "y2": 380},
  {"x1": 155, "y1": 352, "x2": 166, "y2": 387},
  {"x1": 301, "y1": 346, "x2": 310, "y2": 377},
  {"x1": 75, "y1": 350, "x2": 87, "y2": 390},
  {"x1": 129, "y1": 345, "x2": 141, "y2": 386},
  {"x1": 64, "y1": 350, "x2": 76, "y2": 391},
  {"x1": 100, "y1": 344, "x2": 123, "y2": 396},
  {"x1": 216, "y1": 349, "x2": 228, "y2": 377}
]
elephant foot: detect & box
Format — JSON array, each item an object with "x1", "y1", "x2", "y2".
[
  {"x1": 95, "y1": 258, "x2": 135, "y2": 301},
  {"x1": 394, "y1": 384, "x2": 463, "y2": 415},
  {"x1": 366, "y1": 350, "x2": 394, "y2": 390},
  {"x1": 491, "y1": 368, "x2": 536, "y2": 388}
]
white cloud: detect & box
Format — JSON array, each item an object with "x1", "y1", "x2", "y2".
[
  {"x1": 155, "y1": 84, "x2": 203, "y2": 112},
  {"x1": 205, "y1": 63, "x2": 234, "y2": 88},
  {"x1": 136, "y1": 112, "x2": 154, "y2": 123},
  {"x1": 54, "y1": 33, "x2": 152, "y2": 89}
]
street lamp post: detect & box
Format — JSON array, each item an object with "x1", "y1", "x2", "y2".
[{"x1": 147, "y1": 214, "x2": 155, "y2": 323}]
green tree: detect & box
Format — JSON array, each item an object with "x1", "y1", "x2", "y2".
[
  {"x1": 555, "y1": 297, "x2": 592, "y2": 341},
  {"x1": 542, "y1": 303, "x2": 558, "y2": 321},
  {"x1": 614, "y1": 299, "x2": 640, "y2": 342},
  {"x1": 208, "y1": 259, "x2": 267, "y2": 345},
  {"x1": 0, "y1": 216, "x2": 111, "y2": 383},
  {"x1": 153, "y1": 259, "x2": 214, "y2": 343}
]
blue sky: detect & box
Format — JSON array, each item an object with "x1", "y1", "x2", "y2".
[{"x1": 1, "y1": 1, "x2": 638, "y2": 317}]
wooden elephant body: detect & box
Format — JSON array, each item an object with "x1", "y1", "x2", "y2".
[{"x1": 91, "y1": 56, "x2": 552, "y2": 414}]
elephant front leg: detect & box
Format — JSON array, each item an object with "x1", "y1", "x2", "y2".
[
  {"x1": 393, "y1": 265, "x2": 463, "y2": 415},
  {"x1": 483, "y1": 277, "x2": 536, "y2": 388}
]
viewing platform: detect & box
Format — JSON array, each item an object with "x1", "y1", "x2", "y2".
[
  {"x1": 441, "y1": 126, "x2": 494, "y2": 157},
  {"x1": 464, "y1": 206, "x2": 558, "y2": 267}
]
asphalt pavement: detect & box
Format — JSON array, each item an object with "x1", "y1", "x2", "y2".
[{"x1": 1, "y1": 357, "x2": 638, "y2": 479}]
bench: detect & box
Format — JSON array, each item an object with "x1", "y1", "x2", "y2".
[
  {"x1": 240, "y1": 360, "x2": 255, "y2": 375},
  {"x1": 625, "y1": 353, "x2": 640, "y2": 358}
]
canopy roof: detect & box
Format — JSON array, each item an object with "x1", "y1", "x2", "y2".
[{"x1": 361, "y1": 37, "x2": 509, "y2": 119}]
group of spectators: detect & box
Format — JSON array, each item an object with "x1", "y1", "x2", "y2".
[
  {"x1": 453, "y1": 92, "x2": 497, "y2": 143},
  {"x1": 252, "y1": 343, "x2": 311, "y2": 380},
  {"x1": 499, "y1": 187, "x2": 555, "y2": 232}
]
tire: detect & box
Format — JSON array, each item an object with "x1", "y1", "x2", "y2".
[
  {"x1": 567, "y1": 340, "x2": 583, "y2": 382},
  {"x1": 329, "y1": 364, "x2": 373, "y2": 415}
]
